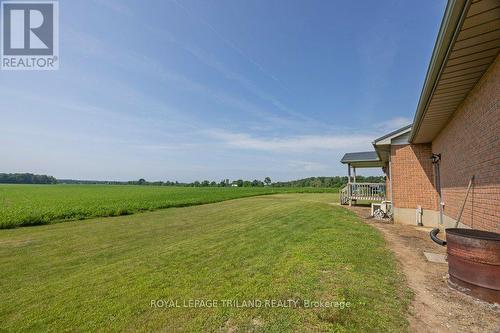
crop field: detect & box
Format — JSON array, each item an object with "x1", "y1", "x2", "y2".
[
  {"x1": 0, "y1": 193, "x2": 410, "y2": 332},
  {"x1": 0, "y1": 185, "x2": 337, "y2": 228}
]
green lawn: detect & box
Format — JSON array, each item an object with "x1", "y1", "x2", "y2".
[
  {"x1": 0, "y1": 193, "x2": 410, "y2": 332},
  {"x1": 0, "y1": 185, "x2": 337, "y2": 228}
]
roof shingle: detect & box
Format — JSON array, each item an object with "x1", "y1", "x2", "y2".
[{"x1": 340, "y1": 151, "x2": 379, "y2": 163}]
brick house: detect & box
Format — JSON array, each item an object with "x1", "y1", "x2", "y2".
[{"x1": 341, "y1": 0, "x2": 499, "y2": 232}]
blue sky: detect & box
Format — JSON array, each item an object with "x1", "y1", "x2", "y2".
[{"x1": 0, "y1": 0, "x2": 446, "y2": 182}]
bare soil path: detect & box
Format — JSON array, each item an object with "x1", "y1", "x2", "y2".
[{"x1": 346, "y1": 205, "x2": 500, "y2": 333}]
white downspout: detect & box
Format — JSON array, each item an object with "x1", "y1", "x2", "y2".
[{"x1": 388, "y1": 154, "x2": 394, "y2": 221}]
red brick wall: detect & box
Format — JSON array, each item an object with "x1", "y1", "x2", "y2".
[
  {"x1": 432, "y1": 56, "x2": 500, "y2": 232},
  {"x1": 391, "y1": 144, "x2": 438, "y2": 211}
]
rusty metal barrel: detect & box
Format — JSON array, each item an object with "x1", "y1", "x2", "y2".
[{"x1": 446, "y1": 228, "x2": 500, "y2": 304}]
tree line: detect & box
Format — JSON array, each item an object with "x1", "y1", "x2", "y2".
[
  {"x1": 57, "y1": 178, "x2": 272, "y2": 187},
  {"x1": 0, "y1": 173, "x2": 57, "y2": 184},
  {"x1": 272, "y1": 176, "x2": 385, "y2": 188},
  {"x1": 0, "y1": 173, "x2": 384, "y2": 188}
]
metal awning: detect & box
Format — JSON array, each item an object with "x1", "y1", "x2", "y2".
[{"x1": 340, "y1": 151, "x2": 384, "y2": 168}]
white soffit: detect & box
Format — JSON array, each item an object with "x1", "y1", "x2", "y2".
[{"x1": 411, "y1": 0, "x2": 500, "y2": 143}]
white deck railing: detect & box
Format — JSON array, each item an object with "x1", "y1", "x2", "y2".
[{"x1": 340, "y1": 183, "x2": 386, "y2": 205}]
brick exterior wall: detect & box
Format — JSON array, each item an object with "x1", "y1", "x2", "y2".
[
  {"x1": 431, "y1": 56, "x2": 500, "y2": 232},
  {"x1": 390, "y1": 144, "x2": 438, "y2": 211}
]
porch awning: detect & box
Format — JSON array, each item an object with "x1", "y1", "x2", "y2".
[{"x1": 340, "y1": 151, "x2": 384, "y2": 168}]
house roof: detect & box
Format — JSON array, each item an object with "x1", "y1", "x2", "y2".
[
  {"x1": 373, "y1": 124, "x2": 412, "y2": 145},
  {"x1": 340, "y1": 0, "x2": 499, "y2": 168},
  {"x1": 341, "y1": 151, "x2": 379, "y2": 163},
  {"x1": 340, "y1": 151, "x2": 384, "y2": 168},
  {"x1": 341, "y1": 125, "x2": 412, "y2": 167},
  {"x1": 371, "y1": 125, "x2": 412, "y2": 163},
  {"x1": 410, "y1": 0, "x2": 500, "y2": 143}
]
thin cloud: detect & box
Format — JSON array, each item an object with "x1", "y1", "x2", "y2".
[
  {"x1": 289, "y1": 160, "x2": 328, "y2": 172},
  {"x1": 206, "y1": 129, "x2": 374, "y2": 152},
  {"x1": 65, "y1": 28, "x2": 315, "y2": 132},
  {"x1": 90, "y1": 0, "x2": 133, "y2": 16},
  {"x1": 147, "y1": 26, "x2": 325, "y2": 128},
  {"x1": 375, "y1": 117, "x2": 412, "y2": 132},
  {"x1": 171, "y1": 0, "x2": 283, "y2": 87},
  {"x1": 128, "y1": 143, "x2": 197, "y2": 151}
]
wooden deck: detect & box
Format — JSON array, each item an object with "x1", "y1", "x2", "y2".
[{"x1": 340, "y1": 183, "x2": 386, "y2": 205}]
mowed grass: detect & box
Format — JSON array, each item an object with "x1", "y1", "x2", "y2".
[
  {"x1": 0, "y1": 185, "x2": 337, "y2": 228},
  {"x1": 0, "y1": 193, "x2": 410, "y2": 332}
]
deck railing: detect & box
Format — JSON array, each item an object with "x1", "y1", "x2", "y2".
[{"x1": 340, "y1": 183, "x2": 386, "y2": 205}]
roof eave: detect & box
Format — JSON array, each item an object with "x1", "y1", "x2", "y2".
[
  {"x1": 409, "y1": 0, "x2": 470, "y2": 143},
  {"x1": 373, "y1": 125, "x2": 412, "y2": 145},
  {"x1": 341, "y1": 159, "x2": 380, "y2": 164},
  {"x1": 372, "y1": 141, "x2": 384, "y2": 162}
]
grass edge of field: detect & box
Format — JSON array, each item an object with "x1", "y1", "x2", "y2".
[{"x1": 0, "y1": 187, "x2": 339, "y2": 229}]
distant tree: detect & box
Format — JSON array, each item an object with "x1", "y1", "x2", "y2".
[
  {"x1": 0, "y1": 173, "x2": 57, "y2": 184},
  {"x1": 252, "y1": 179, "x2": 263, "y2": 187},
  {"x1": 48, "y1": 175, "x2": 383, "y2": 188},
  {"x1": 270, "y1": 176, "x2": 383, "y2": 188},
  {"x1": 311, "y1": 178, "x2": 322, "y2": 187}
]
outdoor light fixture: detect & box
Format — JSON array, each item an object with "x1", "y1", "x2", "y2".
[{"x1": 431, "y1": 153, "x2": 441, "y2": 164}]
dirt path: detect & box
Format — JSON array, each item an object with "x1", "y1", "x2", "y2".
[{"x1": 346, "y1": 205, "x2": 500, "y2": 333}]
